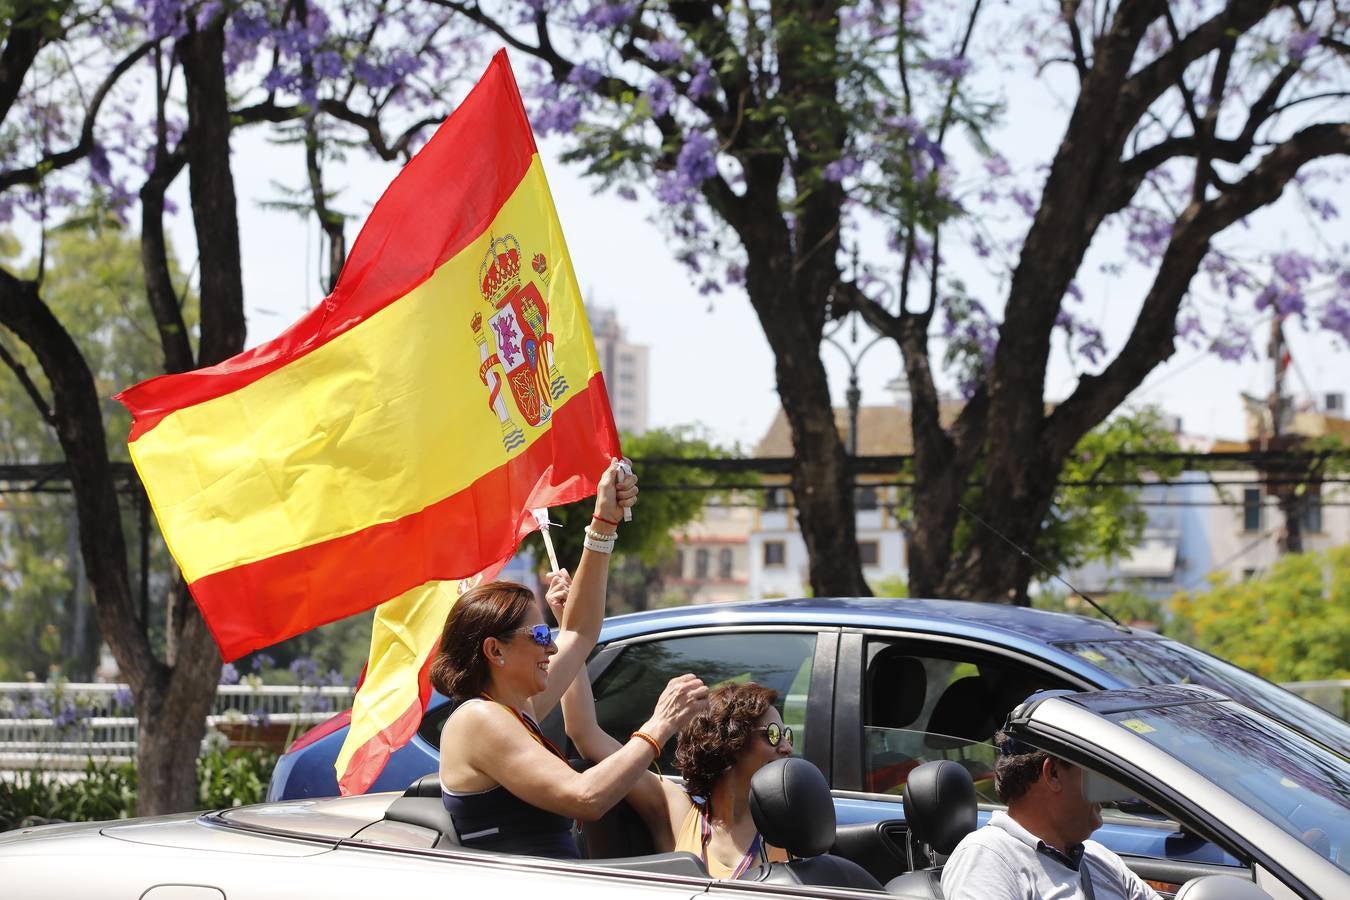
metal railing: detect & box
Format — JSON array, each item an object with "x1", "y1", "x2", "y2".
[
  {"x1": 1, "y1": 679, "x2": 1345, "y2": 772},
  {"x1": 0, "y1": 682, "x2": 355, "y2": 770}
]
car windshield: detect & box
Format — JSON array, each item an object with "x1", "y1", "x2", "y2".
[
  {"x1": 1098, "y1": 697, "x2": 1350, "y2": 876},
  {"x1": 1056, "y1": 638, "x2": 1350, "y2": 755}
]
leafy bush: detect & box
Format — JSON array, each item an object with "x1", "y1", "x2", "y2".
[
  {"x1": 0, "y1": 759, "x2": 136, "y2": 831},
  {"x1": 197, "y1": 747, "x2": 277, "y2": 810},
  {"x1": 0, "y1": 746, "x2": 279, "y2": 830}
]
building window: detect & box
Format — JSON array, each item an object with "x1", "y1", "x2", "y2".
[
  {"x1": 764, "y1": 487, "x2": 786, "y2": 510},
  {"x1": 718, "y1": 548, "x2": 734, "y2": 579},
  {"x1": 695, "y1": 548, "x2": 710, "y2": 578},
  {"x1": 763, "y1": 541, "x2": 786, "y2": 567},
  {"x1": 670, "y1": 549, "x2": 685, "y2": 578},
  {"x1": 859, "y1": 540, "x2": 880, "y2": 566},
  {"x1": 1302, "y1": 494, "x2": 1323, "y2": 534},
  {"x1": 1242, "y1": 488, "x2": 1262, "y2": 532},
  {"x1": 855, "y1": 486, "x2": 879, "y2": 511}
]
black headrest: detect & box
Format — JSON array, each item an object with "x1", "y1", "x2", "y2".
[
  {"x1": 869, "y1": 654, "x2": 927, "y2": 729},
  {"x1": 925, "y1": 677, "x2": 999, "y2": 750},
  {"x1": 902, "y1": 760, "x2": 977, "y2": 856},
  {"x1": 749, "y1": 758, "x2": 836, "y2": 858},
  {"x1": 404, "y1": 773, "x2": 441, "y2": 797}
]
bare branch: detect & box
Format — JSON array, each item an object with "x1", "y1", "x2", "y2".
[
  {"x1": 0, "y1": 334, "x2": 54, "y2": 425},
  {"x1": 0, "y1": 40, "x2": 156, "y2": 191},
  {"x1": 1061, "y1": 0, "x2": 1090, "y2": 80}
]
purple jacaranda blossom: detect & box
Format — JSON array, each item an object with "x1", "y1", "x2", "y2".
[
  {"x1": 973, "y1": 233, "x2": 991, "y2": 258},
  {"x1": 1322, "y1": 293, "x2": 1350, "y2": 343},
  {"x1": 1255, "y1": 284, "x2": 1306, "y2": 318},
  {"x1": 678, "y1": 132, "x2": 719, "y2": 183},
  {"x1": 1272, "y1": 250, "x2": 1315, "y2": 284},
  {"x1": 984, "y1": 154, "x2": 1011, "y2": 178},
  {"x1": 1125, "y1": 208, "x2": 1173, "y2": 262},
  {"x1": 920, "y1": 57, "x2": 971, "y2": 79},
  {"x1": 219, "y1": 663, "x2": 240, "y2": 686},
  {"x1": 290, "y1": 657, "x2": 320, "y2": 685},
  {"x1": 645, "y1": 78, "x2": 674, "y2": 117},
  {"x1": 649, "y1": 38, "x2": 683, "y2": 63},
  {"x1": 823, "y1": 154, "x2": 863, "y2": 182},
  {"x1": 911, "y1": 131, "x2": 945, "y2": 169},
  {"x1": 568, "y1": 64, "x2": 604, "y2": 90},
  {"x1": 251, "y1": 652, "x2": 275, "y2": 673},
  {"x1": 1210, "y1": 318, "x2": 1257, "y2": 361},
  {"x1": 580, "y1": 2, "x2": 636, "y2": 29},
  {"x1": 1306, "y1": 196, "x2": 1339, "y2": 221},
  {"x1": 688, "y1": 60, "x2": 715, "y2": 100},
  {"x1": 698, "y1": 278, "x2": 722, "y2": 296},
  {"x1": 250, "y1": 708, "x2": 271, "y2": 728},
  {"x1": 534, "y1": 95, "x2": 583, "y2": 135},
  {"x1": 88, "y1": 145, "x2": 112, "y2": 186},
  {"x1": 314, "y1": 50, "x2": 344, "y2": 80},
  {"x1": 1011, "y1": 189, "x2": 1037, "y2": 217},
  {"x1": 1286, "y1": 29, "x2": 1320, "y2": 61},
  {"x1": 112, "y1": 686, "x2": 134, "y2": 712},
  {"x1": 725, "y1": 262, "x2": 745, "y2": 285},
  {"x1": 617, "y1": 186, "x2": 638, "y2": 201},
  {"x1": 1175, "y1": 314, "x2": 1205, "y2": 345},
  {"x1": 1066, "y1": 281, "x2": 1083, "y2": 302}
]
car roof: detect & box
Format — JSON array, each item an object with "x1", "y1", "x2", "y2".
[{"x1": 597, "y1": 596, "x2": 1163, "y2": 647}]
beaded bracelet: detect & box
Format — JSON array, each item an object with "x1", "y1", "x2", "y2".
[{"x1": 584, "y1": 527, "x2": 617, "y2": 543}]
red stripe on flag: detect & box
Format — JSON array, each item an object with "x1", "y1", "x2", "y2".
[
  {"x1": 118, "y1": 51, "x2": 536, "y2": 440},
  {"x1": 287, "y1": 709, "x2": 352, "y2": 754},
  {"x1": 337, "y1": 671, "x2": 430, "y2": 797},
  {"x1": 191, "y1": 374, "x2": 619, "y2": 661}
]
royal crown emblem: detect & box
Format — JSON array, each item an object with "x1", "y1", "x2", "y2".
[{"x1": 470, "y1": 233, "x2": 570, "y2": 450}]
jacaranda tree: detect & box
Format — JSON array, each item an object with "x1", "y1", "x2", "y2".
[
  {"x1": 427, "y1": 0, "x2": 1350, "y2": 602},
  {"x1": 0, "y1": 0, "x2": 479, "y2": 814}
]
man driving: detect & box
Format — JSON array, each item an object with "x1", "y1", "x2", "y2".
[{"x1": 941, "y1": 728, "x2": 1162, "y2": 900}]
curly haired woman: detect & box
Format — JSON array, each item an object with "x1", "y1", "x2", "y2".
[{"x1": 562, "y1": 675, "x2": 794, "y2": 877}]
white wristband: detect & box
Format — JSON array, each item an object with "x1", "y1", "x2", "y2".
[{"x1": 583, "y1": 536, "x2": 615, "y2": 554}]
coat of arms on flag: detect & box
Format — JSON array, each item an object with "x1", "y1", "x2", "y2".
[{"x1": 116, "y1": 50, "x2": 621, "y2": 793}]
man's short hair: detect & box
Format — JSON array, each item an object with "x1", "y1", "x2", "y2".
[{"x1": 993, "y1": 730, "x2": 1050, "y2": 803}]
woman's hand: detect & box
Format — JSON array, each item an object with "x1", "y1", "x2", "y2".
[
  {"x1": 640, "y1": 674, "x2": 709, "y2": 745},
  {"x1": 543, "y1": 568, "x2": 571, "y2": 623},
  {"x1": 593, "y1": 458, "x2": 638, "y2": 527}
]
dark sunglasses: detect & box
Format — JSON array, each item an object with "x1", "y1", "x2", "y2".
[
  {"x1": 760, "y1": 722, "x2": 793, "y2": 747},
  {"x1": 502, "y1": 624, "x2": 554, "y2": 647}
]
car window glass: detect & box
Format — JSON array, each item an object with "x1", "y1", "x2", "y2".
[
  {"x1": 1095, "y1": 698, "x2": 1350, "y2": 876},
  {"x1": 861, "y1": 642, "x2": 1069, "y2": 800},
  {"x1": 591, "y1": 632, "x2": 816, "y2": 770},
  {"x1": 1055, "y1": 639, "x2": 1350, "y2": 756}
]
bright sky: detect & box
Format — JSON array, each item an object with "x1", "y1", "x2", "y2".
[{"x1": 164, "y1": 52, "x2": 1347, "y2": 453}]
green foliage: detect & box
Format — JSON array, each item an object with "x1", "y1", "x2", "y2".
[
  {"x1": 1170, "y1": 546, "x2": 1350, "y2": 683},
  {"x1": 0, "y1": 221, "x2": 196, "y2": 678},
  {"x1": 1037, "y1": 407, "x2": 1183, "y2": 573},
  {"x1": 197, "y1": 748, "x2": 277, "y2": 810},
  {"x1": 0, "y1": 746, "x2": 279, "y2": 830},
  {"x1": 0, "y1": 759, "x2": 136, "y2": 831},
  {"x1": 522, "y1": 426, "x2": 744, "y2": 572},
  {"x1": 1033, "y1": 589, "x2": 1166, "y2": 629},
  {"x1": 868, "y1": 574, "x2": 909, "y2": 598}
]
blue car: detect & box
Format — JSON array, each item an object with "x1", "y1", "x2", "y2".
[{"x1": 268, "y1": 598, "x2": 1350, "y2": 891}]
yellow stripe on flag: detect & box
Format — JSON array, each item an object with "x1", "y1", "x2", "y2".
[
  {"x1": 334, "y1": 578, "x2": 461, "y2": 790},
  {"x1": 128, "y1": 158, "x2": 596, "y2": 584}
]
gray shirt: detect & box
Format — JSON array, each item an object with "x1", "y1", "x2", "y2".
[{"x1": 941, "y1": 811, "x2": 1162, "y2": 900}]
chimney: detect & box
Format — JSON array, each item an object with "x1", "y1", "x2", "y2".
[{"x1": 885, "y1": 374, "x2": 912, "y2": 412}]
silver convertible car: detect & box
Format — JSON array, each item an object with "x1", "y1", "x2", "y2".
[{"x1": 1, "y1": 685, "x2": 1345, "y2": 900}]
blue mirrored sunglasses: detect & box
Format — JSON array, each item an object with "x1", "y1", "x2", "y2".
[{"x1": 503, "y1": 624, "x2": 554, "y2": 647}]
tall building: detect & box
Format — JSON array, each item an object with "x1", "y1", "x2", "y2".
[{"x1": 588, "y1": 306, "x2": 649, "y2": 436}]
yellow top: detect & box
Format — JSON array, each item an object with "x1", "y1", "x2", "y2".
[{"x1": 673, "y1": 799, "x2": 786, "y2": 878}]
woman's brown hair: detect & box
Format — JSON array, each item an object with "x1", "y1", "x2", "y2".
[
  {"x1": 674, "y1": 682, "x2": 778, "y2": 801},
  {"x1": 427, "y1": 581, "x2": 537, "y2": 700}
]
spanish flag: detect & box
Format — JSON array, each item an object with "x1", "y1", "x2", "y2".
[{"x1": 116, "y1": 52, "x2": 620, "y2": 666}]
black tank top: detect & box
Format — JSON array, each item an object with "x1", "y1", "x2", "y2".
[{"x1": 440, "y1": 698, "x2": 579, "y2": 859}]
